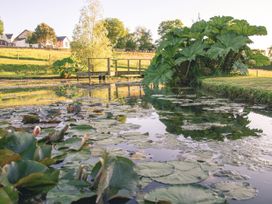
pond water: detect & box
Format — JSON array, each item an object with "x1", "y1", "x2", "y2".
[{"x1": 1, "y1": 82, "x2": 272, "y2": 203}]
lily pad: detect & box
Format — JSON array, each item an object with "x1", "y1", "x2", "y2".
[
  {"x1": 144, "y1": 185, "x2": 225, "y2": 204},
  {"x1": 154, "y1": 166, "x2": 208, "y2": 185},
  {"x1": 46, "y1": 180, "x2": 95, "y2": 204},
  {"x1": 135, "y1": 162, "x2": 174, "y2": 178},
  {"x1": 213, "y1": 181, "x2": 257, "y2": 200}
]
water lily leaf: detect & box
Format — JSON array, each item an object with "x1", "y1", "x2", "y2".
[
  {"x1": 3, "y1": 160, "x2": 59, "y2": 195},
  {"x1": 0, "y1": 186, "x2": 19, "y2": 204},
  {"x1": 0, "y1": 149, "x2": 21, "y2": 167},
  {"x1": 22, "y1": 114, "x2": 40, "y2": 124},
  {"x1": 34, "y1": 144, "x2": 52, "y2": 161},
  {"x1": 153, "y1": 167, "x2": 208, "y2": 185},
  {"x1": 93, "y1": 153, "x2": 138, "y2": 203},
  {"x1": 135, "y1": 162, "x2": 174, "y2": 178},
  {"x1": 213, "y1": 181, "x2": 257, "y2": 200},
  {"x1": 144, "y1": 185, "x2": 225, "y2": 204},
  {"x1": 69, "y1": 124, "x2": 94, "y2": 135},
  {"x1": 46, "y1": 125, "x2": 69, "y2": 143},
  {"x1": 150, "y1": 160, "x2": 209, "y2": 185},
  {"x1": 0, "y1": 132, "x2": 36, "y2": 160},
  {"x1": 46, "y1": 180, "x2": 95, "y2": 204},
  {"x1": 167, "y1": 160, "x2": 199, "y2": 171}
]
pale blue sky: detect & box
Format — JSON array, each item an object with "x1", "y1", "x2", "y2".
[{"x1": 0, "y1": 0, "x2": 271, "y2": 49}]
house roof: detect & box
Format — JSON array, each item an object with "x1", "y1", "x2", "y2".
[
  {"x1": 5, "y1": 34, "x2": 13, "y2": 40},
  {"x1": 57, "y1": 36, "x2": 69, "y2": 42},
  {"x1": 13, "y1": 30, "x2": 32, "y2": 41}
]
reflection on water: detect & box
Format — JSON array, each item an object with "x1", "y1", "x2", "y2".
[
  {"x1": 0, "y1": 83, "x2": 144, "y2": 108},
  {"x1": 1, "y1": 83, "x2": 272, "y2": 203},
  {"x1": 0, "y1": 84, "x2": 266, "y2": 142}
]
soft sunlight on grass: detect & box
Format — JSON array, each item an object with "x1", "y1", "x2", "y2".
[
  {"x1": 0, "y1": 48, "x2": 154, "y2": 78},
  {"x1": 203, "y1": 76, "x2": 272, "y2": 91},
  {"x1": 248, "y1": 69, "x2": 272, "y2": 78}
]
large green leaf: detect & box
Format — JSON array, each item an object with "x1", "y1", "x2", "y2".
[
  {"x1": 3, "y1": 160, "x2": 59, "y2": 194},
  {"x1": 0, "y1": 186, "x2": 19, "y2": 204},
  {"x1": 93, "y1": 153, "x2": 138, "y2": 203},
  {"x1": 0, "y1": 149, "x2": 21, "y2": 167},
  {"x1": 153, "y1": 161, "x2": 209, "y2": 185},
  {"x1": 46, "y1": 180, "x2": 95, "y2": 204},
  {"x1": 0, "y1": 132, "x2": 36, "y2": 160},
  {"x1": 228, "y1": 19, "x2": 267, "y2": 36},
  {"x1": 135, "y1": 161, "x2": 174, "y2": 178},
  {"x1": 213, "y1": 181, "x2": 257, "y2": 200},
  {"x1": 144, "y1": 185, "x2": 225, "y2": 204}
]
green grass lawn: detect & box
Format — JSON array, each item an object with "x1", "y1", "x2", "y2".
[
  {"x1": 203, "y1": 76, "x2": 272, "y2": 91},
  {"x1": 202, "y1": 75, "x2": 272, "y2": 104},
  {"x1": 0, "y1": 48, "x2": 154, "y2": 78}
]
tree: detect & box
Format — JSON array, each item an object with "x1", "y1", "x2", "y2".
[
  {"x1": 71, "y1": 0, "x2": 112, "y2": 69},
  {"x1": 158, "y1": 19, "x2": 183, "y2": 37},
  {"x1": 144, "y1": 16, "x2": 267, "y2": 86},
  {"x1": 0, "y1": 19, "x2": 3, "y2": 35},
  {"x1": 103, "y1": 18, "x2": 127, "y2": 47},
  {"x1": 124, "y1": 33, "x2": 138, "y2": 51},
  {"x1": 28, "y1": 23, "x2": 56, "y2": 47},
  {"x1": 135, "y1": 27, "x2": 154, "y2": 51}
]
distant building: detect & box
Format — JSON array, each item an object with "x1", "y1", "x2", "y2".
[
  {"x1": 13, "y1": 29, "x2": 39, "y2": 48},
  {"x1": 56, "y1": 36, "x2": 70, "y2": 49},
  {"x1": 0, "y1": 33, "x2": 14, "y2": 46}
]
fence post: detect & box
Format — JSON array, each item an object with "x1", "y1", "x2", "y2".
[
  {"x1": 107, "y1": 58, "x2": 111, "y2": 75},
  {"x1": 115, "y1": 60, "x2": 118, "y2": 76},
  {"x1": 88, "y1": 58, "x2": 91, "y2": 85},
  {"x1": 127, "y1": 59, "x2": 130, "y2": 72},
  {"x1": 256, "y1": 70, "x2": 259, "y2": 77},
  {"x1": 139, "y1": 59, "x2": 142, "y2": 73}
]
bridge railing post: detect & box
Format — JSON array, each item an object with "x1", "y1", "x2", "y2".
[
  {"x1": 139, "y1": 59, "x2": 142, "y2": 73},
  {"x1": 107, "y1": 58, "x2": 111, "y2": 75},
  {"x1": 127, "y1": 59, "x2": 130, "y2": 72},
  {"x1": 115, "y1": 60, "x2": 118, "y2": 76},
  {"x1": 88, "y1": 58, "x2": 91, "y2": 84}
]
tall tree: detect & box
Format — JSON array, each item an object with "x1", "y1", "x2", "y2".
[
  {"x1": 135, "y1": 27, "x2": 154, "y2": 51},
  {"x1": 28, "y1": 23, "x2": 56, "y2": 47},
  {"x1": 103, "y1": 18, "x2": 127, "y2": 47},
  {"x1": 71, "y1": 0, "x2": 112, "y2": 69},
  {"x1": 0, "y1": 19, "x2": 3, "y2": 35},
  {"x1": 158, "y1": 19, "x2": 183, "y2": 37}
]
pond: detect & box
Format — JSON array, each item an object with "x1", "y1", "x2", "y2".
[{"x1": 0, "y1": 82, "x2": 272, "y2": 203}]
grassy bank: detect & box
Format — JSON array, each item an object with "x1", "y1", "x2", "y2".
[
  {"x1": 0, "y1": 48, "x2": 154, "y2": 78},
  {"x1": 202, "y1": 76, "x2": 272, "y2": 104}
]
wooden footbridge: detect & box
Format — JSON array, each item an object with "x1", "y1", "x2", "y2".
[{"x1": 77, "y1": 57, "x2": 152, "y2": 82}]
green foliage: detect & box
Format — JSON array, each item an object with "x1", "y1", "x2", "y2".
[
  {"x1": 0, "y1": 130, "x2": 59, "y2": 201},
  {"x1": 158, "y1": 19, "x2": 184, "y2": 37},
  {"x1": 3, "y1": 160, "x2": 59, "y2": 195},
  {"x1": 0, "y1": 19, "x2": 3, "y2": 35},
  {"x1": 103, "y1": 18, "x2": 127, "y2": 47},
  {"x1": 53, "y1": 57, "x2": 78, "y2": 78},
  {"x1": 0, "y1": 185, "x2": 18, "y2": 204},
  {"x1": 92, "y1": 152, "x2": 138, "y2": 203},
  {"x1": 71, "y1": 0, "x2": 112, "y2": 68},
  {"x1": 135, "y1": 27, "x2": 154, "y2": 51},
  {"x1": 144, "y1": 16, "x2": 267, "y2": 86},
  {"x1": 247, "y1": 50, "x2": 271, "y2": 67},
  {"x1": 28, "y1": 23, "x2": 56, "y2": 47},
  {"x1": 118, "y1": 33, "x2": 138, "y2": 51}
]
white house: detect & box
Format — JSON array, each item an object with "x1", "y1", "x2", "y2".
[
  {"x1": 56, "y1": 36, "x2": 70, "y2": 49},
  {"x1": 13, "y1": 30, "x2": 31, "y2": 47},
  {"x1": 0, "y1": 33, "x2": 14, "y2": 46}
]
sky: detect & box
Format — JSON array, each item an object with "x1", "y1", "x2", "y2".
[{"x1": 0, "y1": 0, "x2": 271, "y2": 49}]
